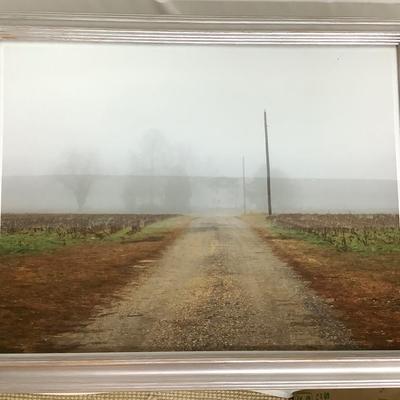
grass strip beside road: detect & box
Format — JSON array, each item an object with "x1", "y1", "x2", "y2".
[
  {"x1": 0, "y1": 216, "x2": 182, "y2": 256},
  {"x1": 266, "y1": 219, "x2": 399, "y2": 254},
  {"x1": 243, "y1": 213, "x2": 400, "y2": 349}
]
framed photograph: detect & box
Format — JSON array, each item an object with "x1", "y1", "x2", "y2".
[{"x1": 0, "y1": 0, "x2": 400, "y2": 394}]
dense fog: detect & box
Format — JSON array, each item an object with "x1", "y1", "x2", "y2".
[{"x1": 1, "y1": 43, "x2": 399, "y2": 214}]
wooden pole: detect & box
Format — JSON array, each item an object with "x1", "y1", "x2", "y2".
[
  {"x1": 242, "y1": 156, "x2": 247, "y2": 214},
  {"x1": 0, "y1": 43, "x2": 3, "y2": 233},
  {"x1": 395, "y1": 47, "x2": 400, "y2": 227},
  {"x1": 264, "y1": 110, "x2": 272, "y2": 216}
]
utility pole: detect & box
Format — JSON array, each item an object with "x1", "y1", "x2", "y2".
[
  {"x1": 0, "y1": 43, "x2": 3, "y2": 234},
  {"x1": 242, "y1": 156, "x2": 247, "y2": 214},
  {"x1": 264, "y1": 110, "x2": 272, "y2": 216},
  {"x1": 396, "y1": 47, "x2": 400, "y2": 227}
]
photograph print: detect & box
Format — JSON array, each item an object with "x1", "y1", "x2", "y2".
[{"x1": 0, "y1": 43, "x2": 399, "y2": 353}]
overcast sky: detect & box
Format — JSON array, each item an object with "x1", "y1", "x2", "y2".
[{"x1": 2, "y1": 42, "x2": 399, "y2": 180}]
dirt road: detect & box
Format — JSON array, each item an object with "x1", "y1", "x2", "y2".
[{"x1": 54, "y1": 216, "x2": 354, "y2": 351}]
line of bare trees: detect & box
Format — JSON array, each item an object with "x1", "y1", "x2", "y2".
[{"x1": 57, "y1": 131, "x2": 192, "y2": 213}]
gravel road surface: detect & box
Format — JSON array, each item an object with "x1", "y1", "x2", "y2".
[{"x1": 54, "y1": 216, "x2": 353, "y2": 351}]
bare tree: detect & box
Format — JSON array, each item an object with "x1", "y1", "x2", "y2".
[
  {"x1": 123, "y1": 131, "x2": 171, "y2": 212},
  {"x1": 58, "y1": 151, "x2": 98, "y2": 212}
]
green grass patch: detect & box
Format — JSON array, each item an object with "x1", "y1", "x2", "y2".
[
  {"x1": 267, "y1": 222, "x2": 400, "y2": 254},
  {"x1": 0, "y1": 232, "x2": 85, "y2": 256},
  {"x1": 244, "y1": 214, "x2": 400, "y2": 255},
  {"x1": 0, "y1": 216, "x2": 184, "y2": 256},
  {"x1": 268, "y1": 223, "x2": 329, "y2": 245}
]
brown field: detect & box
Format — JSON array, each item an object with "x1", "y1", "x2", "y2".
[
  {"x1": 1, "y1": 213, "x2": 175, "y2": 234},
  {"x1": 244, "y1": 213, "x2": 400, "y2": 349},
  {"x1": 0, "y1": 214, "x2": 189, "y2": 352},
  {"x1": 269, "y1": 213, "x2": 398, "y2": 229}
]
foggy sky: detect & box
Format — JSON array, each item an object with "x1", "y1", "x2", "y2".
[{"x1": 2, "y1": 42, "x2": 399, "y2": 180}]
